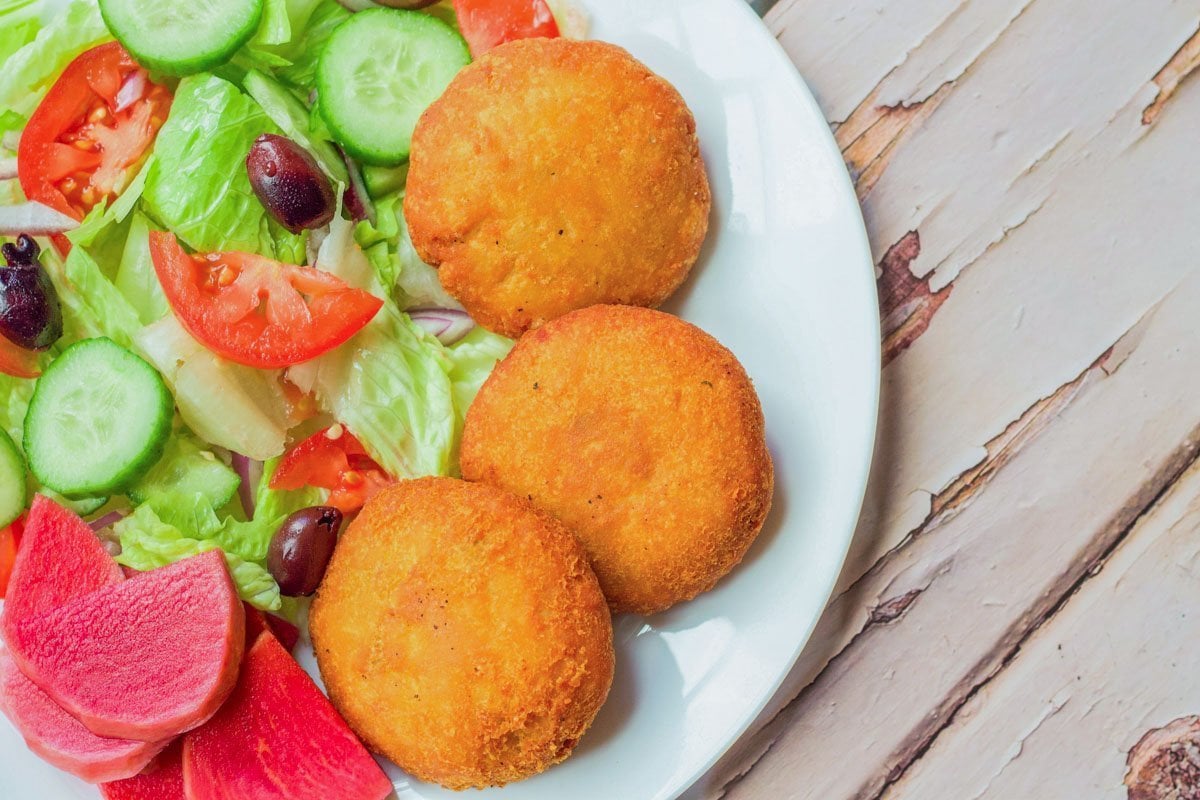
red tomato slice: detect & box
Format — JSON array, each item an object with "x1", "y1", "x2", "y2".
[
  {"x1": 0, "y1": 520, "x2": 23, "y2": 599},
  {"x1": 149, "y1": 232, "x2": 384, "y2": 369},
  {"x1": 270, "y1": 427, "x2": 393, "y2": 515},
  {"x1": 18, "y1": 43, "x2": 172, "y2": 252},
  {"x1": 0, "y1": 332, "x2": 39, "y2": 379},
  {"x1": 452, "y1": 0, "x2": 560, "y2": 58}
]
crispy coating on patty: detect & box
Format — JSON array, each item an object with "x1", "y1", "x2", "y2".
[
  {"x1": 309, "y1": 478, "x2": 614, "y2": 790},
  {"x1": 404, "y1": 38, "x2": 712, "y2": 338},
  {"x1": 461, "y1": 306, "x2": 774, "y2": 615}
]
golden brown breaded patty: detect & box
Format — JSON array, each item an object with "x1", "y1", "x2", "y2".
[
  {"x1": 404, "y1": 38, "x2": 711, "y2": 338},
  {"x1": 461, "y1": 306, "x2": 774, "y2": 615},
  {"x1": 309, "y1": 478, "x2": 614, "y2": 790}
]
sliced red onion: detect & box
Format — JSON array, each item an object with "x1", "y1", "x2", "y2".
[
  {"x1": 114, "y1": 71, "x2": 148, "y2": 113},
  {"x1": 90, "y1": 510, "x2": 128, "y2": 533},
  {"x1": 0, "y1": 202, "x2": 80, "y2": 236},
  {"x1": 340, "y1": 150, "x2": 377, "y2": 226},
  {"x1": 409, "y1": 308, "x2": 476, "y2": 346},
  {"x1": 232, "y1": 453, "x2": 265, "y2": 519},
  {"x1": 0, "y1": 158, "x2": 17, "y2": 180}
]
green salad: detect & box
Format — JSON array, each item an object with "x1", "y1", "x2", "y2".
[{"x1": 0, "y1": 0, "x2": 538, "y2": 611}]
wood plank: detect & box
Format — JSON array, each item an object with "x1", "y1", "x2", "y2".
[
  {"x1": 689, "y1": 0, "x2": 1200, "y2": 790},
  {"x1": 764, "y1": 0, "x2": 1200, "y2": 596},
  {"x1": 708, "y1": 243, "x2": 1200, "y2": 800},
  {"x1": 886, "y1": 455, "x2": 1200, "y2": 799}
]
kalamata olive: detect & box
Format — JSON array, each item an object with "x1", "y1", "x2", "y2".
[
  {"x1": 246, "y1": 134, "x2": 336, "y2": 234},
  {"x1": 0, "y1": 234, "x2": 62, "y2": 351},
  {"x1": 267, "y1": 506, "x2": 343, "y2": 597}
]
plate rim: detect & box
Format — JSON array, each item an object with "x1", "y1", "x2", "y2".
[{"x1": 671, "y1": 1, "x2": 881, "y2": 796}]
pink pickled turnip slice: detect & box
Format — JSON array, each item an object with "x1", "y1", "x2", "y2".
[
  {"x1": 0, "y1": 496, "x2": 168, "y2": 782},
  {"x1": 100, "y1": 739, "x2": 184, "y2": 800},
  {"x1": 7, "y1": 550, "x2": 245, "y2": 742},
  {"x1": 1, "y1": 495, "x2": 124, "y2": 641},
  {"x1": 183, "y1": 634, "x2": 392, "y2": 800},
  {"x1": 0, "y1": 651, "x2": 168, "y2": 784}
]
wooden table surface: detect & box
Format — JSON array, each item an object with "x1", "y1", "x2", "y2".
[{"x1": 687, "y1": 1, "x2": 1200, "y2": 798}]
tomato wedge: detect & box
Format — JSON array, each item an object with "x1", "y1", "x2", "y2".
[
  {"x1": 0, "y1": 519, "x2": 22, "y2": 599},
  {"x1": 150, "y1": 232, "x2": 384, "y2": 369},
  {"x1": 0, "y1": 332, "x2": 39, "y2": 379},
  {"x1": 452, "y1": 0, "x2": 560, "y2": 58},
  {"x1": 18, "y1": 43, "x2": 172, "y2": 252},
  {"x1": 270, "y1": 427, "x2": 392, "y2": 515}
]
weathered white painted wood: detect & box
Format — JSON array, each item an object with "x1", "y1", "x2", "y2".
[
  {"x1": 690, "y1": 1, "x2": 1200, "y2": 798},
  {"x1": 831, "y1": 0, "x2": 1200, "y2": 588},
  {"x1": 886, "y1": 457, "x2": 1200, "y2": 800},
  {"x1": 712, "y1": 247, "x2": 1200, "y2": 800}
]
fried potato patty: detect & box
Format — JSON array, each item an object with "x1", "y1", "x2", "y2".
[
  {"x1": 461, "y1": 306, "x2": 774, "y2": 615},
  {"x1": 309, "y1": 478, "x2": 614, "y2": 790},
  {"x1": 405, "y1": 38, "x2": 712, "y2": 338}
]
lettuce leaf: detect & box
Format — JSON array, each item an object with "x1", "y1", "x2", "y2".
[
  {"x1": 0, "y1": 0, "x2": 110, "y2": 120},
  {"x1": 256, "y1": 457, "x2": 325, "y2": 523},
  {"x1": 134, "y1": 316, "x2": 293, "y2": 461},
  {"x1": 115, "y1": 212, "x2": 170, "y2": 325},
  {"x1": 290, "y1": 217, "x2": 458, "y2": 477},
  {"x1": 291, "y1": 215, "x2": 505, "y2": 477},
  {"x1": 446, "y1": 327, "x2": 512, "y2": 448},
  {"x1": 293, "y1": 304, "x2": 457, "y2": 478},
  {"x1": 274, "y1": 0, "x2": 350, "y2": 91},
  {"x1": 41, "y1": 240, "x2": 142, "y2": 349},
  {"x1": 0, "y1": 0, "x2": 41, "y2": 65},
  {"x1": 114, "y1": 504, "x2": 281, "y2": 611},
  {"x1": 141, "y1": 74, "x2": 304, "y2": 260},
  {"x1": 129, "y1": 428, "x2": 241, "y2": 510},
  {"x1": 355, "y1": 193, "x2": 463, "y2": 311},
  {"x1": 0, "y1": 374, "x2": 33, "y2": 447}
]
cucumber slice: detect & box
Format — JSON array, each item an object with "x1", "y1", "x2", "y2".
[
  {"x1": 0, "y1": 428, "x2": 27, "y2": 528},
  {"x1": 99, "y1": 0, "x2": 266, "y2": 76},
  {"x1": 24, "y1": 339, "x2": 173, "y2": 499},
  {"x1": 129, "y1": 432, "x2": 241, "y2": 509},
  {"x1": 317, "y1": 9, "x2": 470, "y2": 166}
]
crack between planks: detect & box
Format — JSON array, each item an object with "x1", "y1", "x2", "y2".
[{"x1": 872, "y1": 424, "x2": 1200, "y2": 797}]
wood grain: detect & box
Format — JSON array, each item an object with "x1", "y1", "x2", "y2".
[{"x1": 693, "y1": 0, "x2": 1200, "y2": 797}]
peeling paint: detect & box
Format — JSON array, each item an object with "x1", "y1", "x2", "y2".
[
  {"x1": 878, "y1": 231, "x2": 954, "y2": 365},
  {"x1": 868, "y1": 590, "x2": 924, "y2": 626},
  {"x1": 837, "y1": 84, "x2": 953, "y2": 201},
  {"x1": 1143, "y1": 27, "x2": 1200, "y2": 125}
]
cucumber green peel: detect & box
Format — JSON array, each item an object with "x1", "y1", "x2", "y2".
[
  {"x1": 317, "y1": 8, "x2": 470, "y2": 166},
  {"x1": 99, "y1": 0, "x2": 266, "y2": 76}
]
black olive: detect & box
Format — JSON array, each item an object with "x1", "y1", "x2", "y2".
[
  {"x1": 246, "y1": 134, "x2": 336, "y2": 234},
  {"x1": 0, "y1": 235, "x2": 63, "y2": 351},
  {"x1": 267, "y1": 506, "x2": 343, "y2": 597}
]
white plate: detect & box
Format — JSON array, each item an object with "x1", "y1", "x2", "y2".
[{"x1": 2, "y1": 1, "x2": 879, "y2": 798}]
